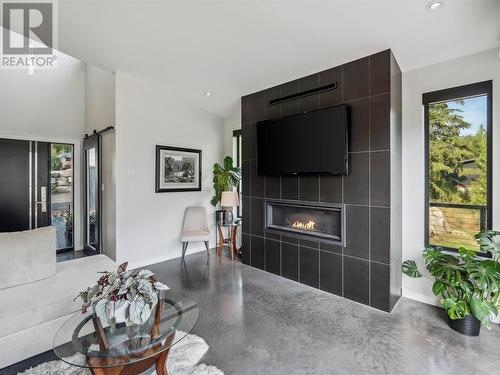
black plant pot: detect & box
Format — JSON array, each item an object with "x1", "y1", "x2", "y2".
[{"x1": 447, "y1": 314, "x2": 481, "y2": 337}]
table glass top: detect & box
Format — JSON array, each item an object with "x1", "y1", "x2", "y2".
[{"x1": 53, "y1": 290, "x2": 199, "y2": 369}]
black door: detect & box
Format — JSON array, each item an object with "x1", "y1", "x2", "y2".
[
  {"x1": 0, "y1": 138, "x2": 50, "y2": 232},
  {"x1": 83, "y1": 134, "x2": 100, "y2": 254}
]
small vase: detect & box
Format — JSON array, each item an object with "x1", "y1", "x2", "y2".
[{"x1": 447, "y1": 314, "x2": 481, "y2": 337}]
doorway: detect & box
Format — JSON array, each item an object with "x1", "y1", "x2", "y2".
[
  {"x1": 0, "y1": 138, "x2": 74, "y2": 252},
  {"x1": 83, "y1": 134, "x2": 100, "y2": 254}
]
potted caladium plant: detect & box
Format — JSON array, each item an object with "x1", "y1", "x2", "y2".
[
  {"x1": 76, "y1": 262, "x2": 168, "y2": 326},
  {"x1": 403, "y1": 230, "x2": 500, "y2": 336}
]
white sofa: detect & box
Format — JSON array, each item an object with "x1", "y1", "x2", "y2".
[{"x1": 0, "y1": 227, "x2": 116, "y2": 369}]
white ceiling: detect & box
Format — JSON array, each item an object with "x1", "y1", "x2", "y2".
[{"x1": 28, "y1": 1, "x2": 500, "y2": 116}]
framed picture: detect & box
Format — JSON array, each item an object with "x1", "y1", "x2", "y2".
[{"x1": 155, "y1": 145, "x2": 202, "y2": 192}]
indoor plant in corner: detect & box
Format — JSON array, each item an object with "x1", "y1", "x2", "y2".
[
  {"x1": 211, "y1": 155, "x2": 241, "y2": 220},
  {"x1": 403, "y1": 230, "x2": 500, "y2": 336},
  {"x1": 76, "y1": 262, "x2": 168, "y2": 326}
]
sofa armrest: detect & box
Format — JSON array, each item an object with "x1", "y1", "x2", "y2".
[{"x1": 0, "y1": 227, "x2": 56, "y2": 290}]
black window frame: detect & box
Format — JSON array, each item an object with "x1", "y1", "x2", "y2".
[
  {"x1": 233, "y1": 129, "x2": 242, "y2": 218},
  {"x1": 423, "y1": 80, "x2": 492, "y2": 254}
]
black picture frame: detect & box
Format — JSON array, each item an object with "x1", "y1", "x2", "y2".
[
  {"x1": 155, "y1": 145, "x2": 202, "y2": 193},
  {"x1": 423, "y1": 80, "x2": 492, "y2": 255}
]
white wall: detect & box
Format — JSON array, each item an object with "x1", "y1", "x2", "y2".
[
  {"x1": 0, "y1": 57, "x2": 86, "y2": 141},
  {"x1": 223, "y1": 109, "x2": 241, "y2": 157},
  {"x1": 402, "y1": 48, "x2": 500, "y2": 305},
  {"x1": 100, "y1": 132, "x2": 116, "y2": 260},
  {"x1": 0, "y1": 42, "x2": 86, "y2": 250},
  {"x1": 115, "y1": 72, "x2": 224, "y2": 268},
  {"x1": 85, "y1": 65, "x2": 117, "y2": 260},
  {"x1": 85, "y1": 65, "x2": 116, "y2": 132}
]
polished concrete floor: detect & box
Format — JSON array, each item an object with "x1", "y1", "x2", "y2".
[
  {"x1": 148, "y1": 251, "x2": 500, "y2": 375},
  {"x1": 7, "y1": 250, "x2": 500, "y2": 375}
]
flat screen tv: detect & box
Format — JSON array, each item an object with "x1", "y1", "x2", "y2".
[{"x1": 256, "y1": 104, "x2": 349, "y2": 176}]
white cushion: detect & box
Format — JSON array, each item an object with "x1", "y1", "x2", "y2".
[
  {"x1": 182, "y1": 207, "x2": 209, "y2": 233},
  {"x1": 181, "y1": 230, "x2": 210, "y2": 242},
  {"x1": 0, "y1": 254, "x2": 115, "y2": 338},
  {"x1": 0, "y1": 227, "x2": 56, "y2": 290}
]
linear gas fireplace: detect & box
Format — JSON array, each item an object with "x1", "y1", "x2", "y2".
[{"x1": 264, "y1": 200, "x2": 344, "y2": 245}]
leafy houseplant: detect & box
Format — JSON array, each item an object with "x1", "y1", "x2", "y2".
[
  {"x1": 63, "y1": 209, "x2": 72, "y2": 240},
  {"x1": 77, "y1": 262, "x2": 168, "y2": 326},
  {"x1": 210, "y1": 156, "x2": 241, "y2": 207},
  {"x1": 403, "y1": 230, "x2": 500, "y2": 335}
]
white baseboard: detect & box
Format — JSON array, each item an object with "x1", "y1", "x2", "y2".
[
  {"x1": 402, "y1": 290, "x2": 440, "y2": 307},
  {"x1": 403, "y1": 289, "x2": 500, "y2": 324},
  {"x1": 125, "y1": 248, "x2": 209, "y2": 270}
]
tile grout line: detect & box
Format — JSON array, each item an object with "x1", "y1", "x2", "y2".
[
  {"x1": 246, "y1": 231, "x2": 393, "y2": 265},
  {"x1": 349, "y1": 149, "x2": 389, "y2": 154},
  {"x1": 318, "y1": 175, "x2": 321, "y2": 290},
  {"x1": 341, "y1": 64, "x2": 345, "y2": 298},
  {"x1": 368, "y1": 55, "x2": 372, "y2": 307},
  {"x1": 279, "y1": 97, "x2": 283, "y2": 278},
  {"x1": 249, "y1": 158, "x2": 252, "y2": 266}
]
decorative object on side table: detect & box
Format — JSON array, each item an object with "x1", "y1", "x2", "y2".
[
  {"x1": 155, "y1": 145, "x2": 202, "y2": 192},
  {"x1": 402, "y1": 230, "x2": 500, "y2": 336},
  {"x1": 76, "y1": 262, "x2": 168, "y2": 326},
  {"x1": 220, "y1": 191, "x2": 239, "y2": 224}
]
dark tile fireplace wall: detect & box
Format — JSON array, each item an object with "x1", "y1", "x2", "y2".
[{"x1": 240, "y1": 49, "x2": 402, "y2": 312}]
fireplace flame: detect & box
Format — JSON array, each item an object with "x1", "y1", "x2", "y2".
[{"x1": 291, "y1": 220, "x2": 316, "y2": 231}]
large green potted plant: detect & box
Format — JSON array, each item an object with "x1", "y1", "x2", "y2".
[
  {"x1": 403, "y1": 230, "x2": 500, "y2": 336},
  {"x1": 211, "y1": 156, "x2": 241, "y2": 207}
]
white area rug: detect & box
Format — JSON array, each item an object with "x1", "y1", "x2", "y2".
[{"x1": 18, "y1": 331, "x2": 223, "y2": 375}]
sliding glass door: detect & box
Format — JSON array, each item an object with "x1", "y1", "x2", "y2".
[{"x1": 84, "y1": 134, "x2": 100, "y2": 254}]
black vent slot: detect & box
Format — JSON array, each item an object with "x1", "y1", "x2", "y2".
[{"x1": 268, "y1": 82, "x2": 337, "y2": 106}]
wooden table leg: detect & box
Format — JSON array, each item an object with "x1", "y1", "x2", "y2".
[
  {"x1": 156, "y1": 331, "x2": 175, "y2": 375},
  {"x1": 88, "y1": 333, "x2": 175, "y2": 375},
  {"x1": 156, "y1": 349, "x2": 170, "y2": 375},
  {"x1": 217, "y1": 225, "x2": 224, "y2": 257}
]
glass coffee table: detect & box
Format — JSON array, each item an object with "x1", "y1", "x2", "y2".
[{"x1": 53, "y1": 290, "x2": 199, "y2": 375}]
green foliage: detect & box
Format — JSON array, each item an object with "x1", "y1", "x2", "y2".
[
  {"x1": 76, "y1": 262, "x2": 168, "y2": 325},
  {"x1": 402, "y1": 260, "x2": 422, "y2": 278},
  {"x1": 474, "y1": 230, "x2": 500, "y2": 262},
  {"x1": 428, "y1": 102, "x2": 487, "y2": 205},
  {"x1": 51, "y1": 144, "x2": 72, "y2": 171},
  {"x1": 403, "y1": 230, "x2": 500, "y2": 329},
  {"x1": 211, "y1": 156, "x2": 241, "y2": 207}
]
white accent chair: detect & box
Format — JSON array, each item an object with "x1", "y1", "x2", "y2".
[{"x1": 181, "y1": 207, "x2": 210, "y2": 260}]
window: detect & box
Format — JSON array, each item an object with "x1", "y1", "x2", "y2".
[
  {"x1": 424, "y1": 81, "x2": 492, "y2": 252},
  {"x1": 233, "y1": 129, "x2": 242, "y2": 217}
]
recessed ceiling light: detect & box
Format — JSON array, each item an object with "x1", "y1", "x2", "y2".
[
  {"x1": 204, "y1": 92, "x2": 212, "y2": 96},
  {"x1": 426, "y1": 0, "x2": 444, "y2": 11}
]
